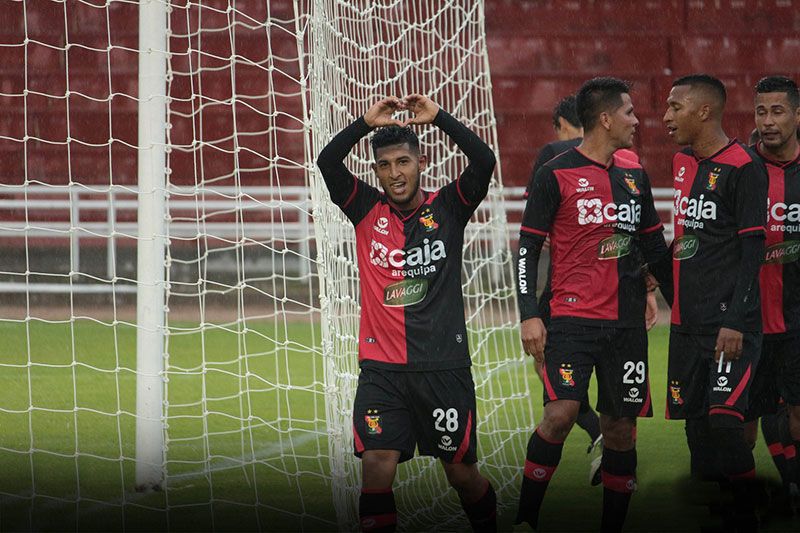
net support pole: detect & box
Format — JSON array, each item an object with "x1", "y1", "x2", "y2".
[{"x1": 134, "y1": 0, "x2": 168, "y2": 492}]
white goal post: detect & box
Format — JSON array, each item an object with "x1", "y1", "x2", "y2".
[{"x1": 0, "y1": 1, "x2": 533, "y2": 530}]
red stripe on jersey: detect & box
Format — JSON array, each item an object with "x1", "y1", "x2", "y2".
[
  {"x1": 541, "y1": 362, "x2": 558, "y2": 401},
  {"x1": 737, "y1": 226, "x2": 765, "y2": 235},
  {"x1": 725, "y1": 363, "x2": 752, "y2": 407},
  {"x1": 342, "y1": 180, "x2": 359, "y2": 209},
  {"x1": 520, "y1": 225, "x2": 547, "y2": 237},
  {"x1": 640, "y1": 222, "x2": 664, "y2": 235},
  {"x1": 670, "y1": 153, "x2": 699, "y2": 327},
  {"x1": 455, "y1": 177, "x2": 471, "y2": 206},
  {"x1": 761, "y1": 164, "x2": 787, "y2": 334},
  {"x1": 452, "y1": 409, "x2": 473, "y2": 463}
]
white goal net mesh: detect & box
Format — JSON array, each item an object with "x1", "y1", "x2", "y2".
[{"x1": 0, "y1": 0, "x2": 532, "y2": 530}]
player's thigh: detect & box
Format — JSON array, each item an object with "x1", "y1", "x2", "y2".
[
  {"x1": 744, "y1": 335, "x2": 783, "y2": 421},
  {"x1": 540, "y1": 321, "x2": 597, "y2": 405},
  {"x1": 666, "y1": 330, "x2": 711, "y2": 419},
  {"x1": 595, "y1": 327, "x2": 652, "y2": 418},
  {"x1": 410, "y1": 367, "x2": 478, "y2": 464},
  {"x1": 707, "y1": 332, "x2": 762, "y2": 420},
  {"x1": 776, "y1": 334, "x2": 800, "y2": 408},
  {"x1": 353, "y1": 367, "x2": 416, "y2": 462}
]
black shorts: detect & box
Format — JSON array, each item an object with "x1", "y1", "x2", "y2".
[
  {"x1": 747, "y1": 333, "x2": 800, "y2": 419},
  {"x1": 352, "y1": 366, "x2": 478, "y2": 464},
  {"x1": 541, "y1": 322, "x2": 652, "y2": 418},
  {"x1": 666, "y1": 330, "x2": 762, "y2": 421}
]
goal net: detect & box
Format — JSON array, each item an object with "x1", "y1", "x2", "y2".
[{"x1": 0, "y1": 0, "x2": 533, "y2": 530}]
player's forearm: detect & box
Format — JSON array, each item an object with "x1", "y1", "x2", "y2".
[
  {"x1": 316, "y1": 117, "x2": 373, "y2": 203},
  {"x1": 433, "y1": 109, "x2": 496, "y2": 202},
  {"x1": 517, "y1": 233, "x2": 545, "y2": 321},
  {"x1": 722, "y1": 234, "x2": 765, "y2": 331},
  {"x1": 640, "y1": 230, "x2": 673, "y2": 306}
]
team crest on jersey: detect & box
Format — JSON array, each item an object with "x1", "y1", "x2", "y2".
[
  {"x1": 624, "y1": 175, "x2": 640, "y2": 195},
  {"x1": 669, "y1": 381, "x2": 684, "y2": 406},
  {"x1": 559, "y1": 364, "x2": 575, "y2": 387},
  {"x1": 365, "y1": 409, "x2": 382, "y2": 435},
  {"x1": 705, "y1": 168, "x2": 721, "y2": 191},
  {"x1": 418, "y1": 208, "x2": 439, "y2": 232}
]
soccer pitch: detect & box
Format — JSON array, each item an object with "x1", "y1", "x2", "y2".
[{"x1": 0, "y1": 321, "x2": 790, "y2": 531}]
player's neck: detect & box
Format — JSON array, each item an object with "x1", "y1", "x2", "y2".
[
  {"x1": 691, "y1": 128, "x2": 729, "y2": 159},
  {"x1": 389, "y1": 189, "x2": 425, "y2": 214},
  {"x1": 759, "y1": 140, "x2": 800, "y2": 163},
  {"x1": 576, "y1": 136, "x2": 616, "y2": 168}
]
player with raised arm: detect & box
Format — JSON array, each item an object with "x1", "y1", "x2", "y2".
[
  {"x1": 745, "y1": 76, "x2": 800, "y2": 507},
  {"x1": 316, "y1": 95, "x2": 497, "y2": 532},
  {"x1": 663, "y1": 74, "x2": 768, "y2": 528},
  {"x1": 515, "y1": 77, "x2": 671, "y2": 532}
]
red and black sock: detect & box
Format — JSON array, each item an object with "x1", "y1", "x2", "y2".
[
  {"x1": 760, "y1": 412, "x2": 791, "y2": 486},
  {"x1": 515, "y1": 429, "x2": 563, "y2": 529},
  {"x1": 600, "y1": 447, "x2": 637, "y2": 533},
  {"x1": 460, "y1": 480, "x2": 497, "y2": 533},
  {"x1": 359, "y1": 488, "x2": 397, "y2": 532},
  {"x1": 576, "y1": 403, "x2": 602, "y2": 444},
  {"x1": 711, "y1": 423, "x2": 758, "y2": 531}
]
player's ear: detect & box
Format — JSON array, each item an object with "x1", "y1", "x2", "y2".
[
  {"x1": 599, "y1": 111, "x2": 612, "y2": 131},
  {"x1": 698, "y1": 103, "x2": 711, "y2": 122},
  {"x1": 418, "y1": 154, "x2": 428, "y2": 171},
  {"x1": 371, "y1": 162, "x2": 378, "y2": 175}
]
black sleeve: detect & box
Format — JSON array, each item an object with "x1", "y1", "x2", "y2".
[
  {"x1": 433, "y1": 109, "x2": 496, "y2": 205},
  {"x1": 316, "y1": 116, "x2": 373, "y2": 206},
  {"x1": 722, "y1": 234, "x2": 765, "y2": 331},
  {"x1": 524, "y1": 144, "x2": 556, "y2": 199},
  {"x1": 517, "y1": 233, "x2": 546, "y2": 321},
  {"x1": 520, "y1": 165, "x2": 561, "y2": 236},
  {"x1": 732, "y1": 158, "x2": 768, "y2": 237}
]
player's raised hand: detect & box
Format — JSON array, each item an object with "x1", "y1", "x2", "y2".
[
  {"x1": 364, "y1": 97, "x2": 405, "y2": 128},
  {"x1": 401, "y1": 94, "x2": 440, "y2": 126},
  {"x1": 520, "y1": 317, "x2": 547, "y2": 363}
]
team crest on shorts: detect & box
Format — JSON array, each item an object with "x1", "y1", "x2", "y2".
[
  {"x1": 559, "y1": 364, "x2": 575, "y2": 387},
  {"x1": 669, "y1": 381, "x2": 684, "y2": 405},
  {"x1": 705, "y1": 168, "x2": 721, "y2": 191},
  {"x1": 418, "y1": 208, "x2": 439, "y2": 232},
  {"x1": 365, "y1": 409, "x2": 382, "y2": 435}
]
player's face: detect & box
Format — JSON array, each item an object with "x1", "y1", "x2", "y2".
[
  {"x1": 664, "y1": 85, "x2": 700, "y2": 146},
  {"x1": 755, "y1": 92, "x2": 800, "y2": 152},
  {"x1": 608, "y1": 93, "x2": 638, "y2": 149},
  {"x1": 373, "y1": 142, "x2": 427, "y2": 209}
]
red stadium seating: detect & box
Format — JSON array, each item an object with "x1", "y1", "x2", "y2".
[
  {"x1": 685, "y1": 0, "x2": 800, "y2": 34},
  {"x1": 672, "y1": 36, "x2": 800, "y2": 76}
]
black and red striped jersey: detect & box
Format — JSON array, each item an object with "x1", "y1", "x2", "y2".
[
  {"x1": 670, "y1": 140, "x2": 768, "y2": 334},
  {"x1": 316, "y1": 111, "x2": 495, "y2": 371},
  {"x1": 756, "y1": 146, "x2": 800, "y2": 337},
  {"x1": 518, "y1": 147, "x2": 665, "y2": 327}
]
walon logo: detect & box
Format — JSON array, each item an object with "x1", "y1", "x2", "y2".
[
  {"x1": 673, "y1": 235, "x2": 699, "y2": 260},
  {"x1": 383, "y1": 279, "x2": 428, "y2": 307}
]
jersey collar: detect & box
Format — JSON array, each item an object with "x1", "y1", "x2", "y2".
[{"x1": 755, "y1": 142, "x2": 800, "y2": 169}]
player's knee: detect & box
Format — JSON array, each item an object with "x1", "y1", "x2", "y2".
[
  {"x1": 708, "y1": 408, "x2": 743, "y2": 431},
  {"x1": 599, "y1": 416, "x2": 635, "y2": 450},
  {"x1": 361, "y1": 450, "x2": 400, "y2": 489},
  {"x1": 442, "y1": 462, "x2": 480, "y2": 493},
  {"x1": 540, "y1": 401, "x2": 579, "y2": 440}
]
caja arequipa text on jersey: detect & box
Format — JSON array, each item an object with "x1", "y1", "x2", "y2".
[
  {"x1": 670, "y1": 140, "x2": 768, "y2": 334},
  {"x1": 757, "y1": 146, "x2": 800, "y2": 336}
]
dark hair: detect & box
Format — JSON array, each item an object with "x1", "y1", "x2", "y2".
[
  {"x1": 552, "y1": 95, "x2": 581, "y2": 130},
  {"x1": 575, "y1": 77, "x2": 631, "y2": 132},
  {"x1": 672, "y1": 74, "x2": 727, "y2": 105},
  {"x1": 755, "y1": 75, "x2": 800, "y2": 109},
  {"x1": 370, "y1": 126, "x2": 419, "y2": 157}
]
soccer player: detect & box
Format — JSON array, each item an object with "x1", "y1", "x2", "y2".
[
  {"x1": 515, "y1": 77, "x2": 671, "y2": 532},
  {"x1": 662, "y1": 74, "x2": 768, "y2": 525},
  {"x1": 316, "y1": 95, "x2": 497, "y2": 532},
  {"x1": 746, "y1": 75, "x2": 800, "y2": 502}
]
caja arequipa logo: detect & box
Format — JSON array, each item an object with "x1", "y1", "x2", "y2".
[{"x1": 370, "y1": 239, "x2": 389, "y2": 268}]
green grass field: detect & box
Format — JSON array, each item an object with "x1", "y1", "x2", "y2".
[{"x1": 0, "y1": 321, "x2": 794, "y2": 532}]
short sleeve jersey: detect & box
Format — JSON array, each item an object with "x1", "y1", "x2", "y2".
[
  {"x1": 756, "y1": 146, "x2": 800, "y2": 337},
  {"x1": 670, "y1": 140, "x2": 768, "y2": 334},
  {"x1": 520, "y1": 148, "x2": 663, "y2": 327},
  {"x1": 336, "y1": 178, "x2": 479, "y2": 371}
]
